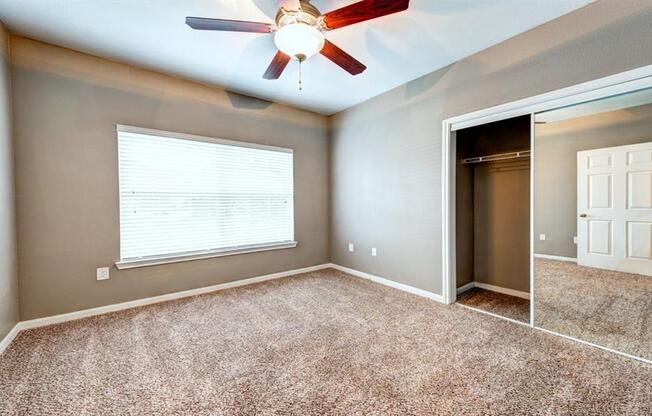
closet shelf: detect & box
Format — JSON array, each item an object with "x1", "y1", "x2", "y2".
[{"x1": 462, "y1": 150, "x2": 531, "y2": 165}]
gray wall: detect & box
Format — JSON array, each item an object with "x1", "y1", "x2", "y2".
[
  {"x1": 0, "y1": 23, "x2": 18, "y2": 340},
  {"x1": 330, "y1": 0, "x2": 652, "y2": 295},
  {"x1": 11, "y1": 36, "x2": 330, "y2": 320},
  {"x1": 6, "y1": 0, "x2": 652, "y2": 322},
  {"x1": 535, "y1": 103, "x2": 652, "y2": 258}
]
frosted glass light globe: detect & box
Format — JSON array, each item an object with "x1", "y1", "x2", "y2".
[{"x1": 274, "y1": 23, "x2": 325, "y2": 60}]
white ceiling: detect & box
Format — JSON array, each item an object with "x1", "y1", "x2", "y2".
[{"x1": 0, "y1": 0, "x2": 593, "y2": 115}]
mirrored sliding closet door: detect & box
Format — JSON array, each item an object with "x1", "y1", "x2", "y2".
[{"x1": 534, "y1": 88, "x2": 652, "y2": 361}]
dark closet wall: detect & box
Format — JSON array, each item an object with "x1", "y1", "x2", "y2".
[{"x1": 456, "y1": 116, "x2": 531, "y2": 292}]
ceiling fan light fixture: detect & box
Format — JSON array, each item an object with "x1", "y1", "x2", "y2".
[
  {"x1": 274, "y1": 22, "x2": 325, "y2": 60},
  {"x1": 187, "y1": 0, "x2": 409, "y2": 80}
]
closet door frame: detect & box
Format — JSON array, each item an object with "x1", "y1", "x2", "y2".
[{"x1": 440, "y1": 64, "x2": 652, "y2": 331}]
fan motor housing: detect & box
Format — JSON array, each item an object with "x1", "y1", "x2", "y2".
[{"x1": 275, "y1": 1, "x2": 323, "y2": 30}]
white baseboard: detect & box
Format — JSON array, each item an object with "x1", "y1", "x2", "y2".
[
  {"x1": 4, "y1": 262, "x2": 648, "y2": 365},
  {"x1": 475, "y1": 282, "x2": 530, "y2": 300},
  {"x1": 456, "y1": 281, "x2": 530, "y2": 300},
  {"x1": 3, "y1": 262, "x2": 444, "y2": 354},
  {"x1": 456, "y1": 281, "x2": 475, "y2": 295},
  {"x1": 0, "y1": 323, "x2": 21, "y2": 355},
  {"x1": 11, "y1": 263, "x2": 331, "y2": 336},
  {"x1": 534, "y1": 253, "x2": 577, "y2": 263},
  {"x1": 329, "y1": 263, "x2": 445, "y2": 303},
  {"x1": 0, "y1": 264, "x2": 448, "y2": 351}
]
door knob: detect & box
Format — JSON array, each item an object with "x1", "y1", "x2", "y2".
[{"x1": 579, "y1": 213, "x2": 588, "y2": 218}]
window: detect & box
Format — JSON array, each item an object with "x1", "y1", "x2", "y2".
[{"x1": 116, "y1": 126, "x2": 295, "y2": 268}]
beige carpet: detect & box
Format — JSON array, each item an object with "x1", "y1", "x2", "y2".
[
  {"x1": 1, "y1": 268, "x2": 651, "y2": 415},
  {"x1": 457, "y1": 287, "x2": 530, "y2": 323},
  {"x1": 535, "y1": 258, "x2": 652, "y2": 361}
]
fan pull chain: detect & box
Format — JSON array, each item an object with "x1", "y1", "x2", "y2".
[
  {"x1": 296, "y1": 53, "x2": 306, "y2": 91},
  {"x1": 299, "y1": 58, "x2": 303, "y2": 91}
]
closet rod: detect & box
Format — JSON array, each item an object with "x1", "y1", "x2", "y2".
[{"x1": 462, "y1": 150, "x2": 531, "y2": 165}]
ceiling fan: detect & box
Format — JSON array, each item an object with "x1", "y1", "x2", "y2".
[{"x1": 185, "y1": 0, "x2": 410, "y2": 87}]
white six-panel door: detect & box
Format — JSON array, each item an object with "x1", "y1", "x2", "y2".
[{"x1": 577, "y1": 141, "x2": 652, "y2": 276}]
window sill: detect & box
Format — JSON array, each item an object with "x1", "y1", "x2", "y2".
[{"x1": 115, "y1": 241, "x2": 298, "y2": 270}]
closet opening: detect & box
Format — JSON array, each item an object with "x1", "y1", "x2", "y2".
[{"x1": 454, "y1": 115, "x2": 531, "y2": 323}]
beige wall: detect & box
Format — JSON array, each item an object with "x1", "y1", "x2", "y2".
[
  {"x1": 535, "y1": 103, "x2": 652, "y2": 258},
  {"x1": 330, "y1": 1, "x2": 652, "y2": 294},
  {"x1": 11, "y1": 36, "x2": 330, "y2": 320},
  {"x1": 0, "y1": 23, "x2": 18, "y2": 339}
]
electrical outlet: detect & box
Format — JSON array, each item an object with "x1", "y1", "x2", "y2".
[
  {"x1": 371, "y1": 248, "x2": 377, "y2": 257},
  {"x1": 96, "y1": 267, "x2": 110, "y2": 281},
  {"x1": 348, "y1": 243, "x2": 354, "y2": 252},
  {"x1": 539, "y1": 234, "x2": 546, "y2": 241},
  {"x1": 573, "y1": 236, "x2": 578, "y2": 244}
]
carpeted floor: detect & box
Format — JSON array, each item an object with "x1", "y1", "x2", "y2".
[
  {"x1": 457, "y1": 287, "x2": 530, "y2": 323},
  {"x1": 1, "y1": 268, "x2": 651, "y2": 415},
  {"x1": 535, "y1": 258, "x2": 652, "y2": 362}
]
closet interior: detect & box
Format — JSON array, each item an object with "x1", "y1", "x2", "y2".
[{"x1": 455, "y1": 115, "x2": 531, "y2": 323}]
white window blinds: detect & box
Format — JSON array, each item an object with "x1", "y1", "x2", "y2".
[{"x1": 117, "y1": 127, "x2": 295, "y2": 263}]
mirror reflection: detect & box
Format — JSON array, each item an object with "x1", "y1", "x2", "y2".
[{"x1": 534, "y1": 88, "x2": 652, "y2": 361}]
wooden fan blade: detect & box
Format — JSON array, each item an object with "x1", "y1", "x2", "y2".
[
  {"x1": 263, "y1": 51, "x2": 292, "y2": 79},
  {"x1": 278, "y1": 0, "x2": 301, "y2": 11},
  {"x1": 185, "y1": 17, "x2": 273, "y2": 33},
  {"x1": 323, "y1": 0, "x2": 409, "y2": 30},
  {"x1": 320, "y1": 40, "x2": 366, "y2": 75}
]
